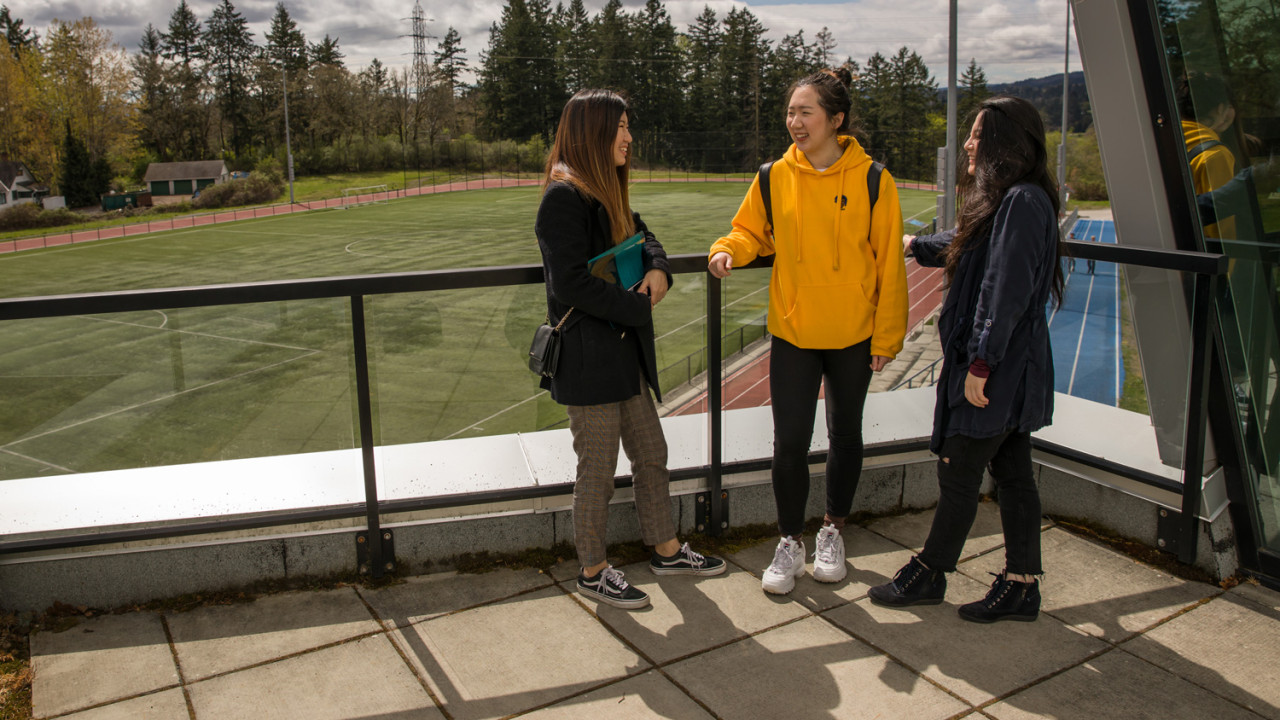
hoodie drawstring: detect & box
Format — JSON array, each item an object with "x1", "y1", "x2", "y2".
[{"x1": 832, "y1": 163, "x2": 849, "y2": 271}]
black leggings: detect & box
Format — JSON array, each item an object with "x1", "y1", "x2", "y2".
[{"x1": 769, "y1": 336, "x2": 874, "y2": 537}]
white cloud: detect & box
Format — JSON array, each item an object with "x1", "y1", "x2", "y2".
[{"x1": 4, "y1": 0, "x2": 1078, "y2": 83}]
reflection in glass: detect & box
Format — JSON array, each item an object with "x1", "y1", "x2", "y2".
[{"x1": 1157, "y1": 0, "x2": 1280, "y2": 548}]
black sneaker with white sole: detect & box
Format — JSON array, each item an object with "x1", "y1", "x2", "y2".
[
  {"x1": 650, "y1": 542, "x2": 727, "y2": 576},
  {"x1": 577, "y1": 566, "x2": 650, "y2": 609}
]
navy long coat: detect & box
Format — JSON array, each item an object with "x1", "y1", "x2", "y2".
[
  {"x1": 535, "y1": 181, "x2": 672, "y2": 406},
  {"x1": 912, "y1": 182, "x2": 1058, "y2": 453}
]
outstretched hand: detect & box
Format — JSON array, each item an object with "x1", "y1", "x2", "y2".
[{"x1": 708, "y1": 252, "x2": 734, "y2": 278}]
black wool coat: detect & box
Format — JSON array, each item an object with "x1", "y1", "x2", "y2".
[
  {"x1": 912, "y1": 182, "x2": 1058, "y2": 453},
  {"x1": 535, "y1": 181, "x2": 673, "y2": 406}
]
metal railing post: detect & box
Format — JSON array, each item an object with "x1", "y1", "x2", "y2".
[
  {"x1": 707, "y1": 273, "x2": 725, "y2": 535},
  {"x1": 1178, "y1": 272, "x2": 1215, "y2": 564},
  {"x1": 350, "y1": 295, "x2": 391, "y2": 577}
]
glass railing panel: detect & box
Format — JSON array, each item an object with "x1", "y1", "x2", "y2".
[
  {"x1": 0, "y1": 300, "x2": 357, "y2": 481},
  {"x1": 1156, "y1": 0, "x2": 1280, "y2": 552}
]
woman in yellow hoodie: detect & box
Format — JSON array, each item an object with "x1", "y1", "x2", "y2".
[{"x1": 708, "y1": 68, "x2": 908, "y2": 595}]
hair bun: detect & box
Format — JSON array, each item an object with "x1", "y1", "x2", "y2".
[{"x1": 830, "y1": 66, "x2": 853, "y2": 89}]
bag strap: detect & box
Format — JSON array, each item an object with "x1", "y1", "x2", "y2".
[
  {"x1": 757, "y1": 161, "x2": 775, "y2": 236},
  {"x1": 867, "y1": 161, "x2": 884, "y2": 214},
  {"x1": 550, "y1": 307, "x2": 573, "y2": 331},
  {"x1": 1188, "y1": 139, "x2": 1223, "y2": 162}
]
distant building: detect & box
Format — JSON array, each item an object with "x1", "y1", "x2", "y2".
[
  {"x1": 0, "y1": 161, "x2": 41, "y2": 207},
  {"x1": 144, "y1": 161, "x2": 230, "y2": 196}
]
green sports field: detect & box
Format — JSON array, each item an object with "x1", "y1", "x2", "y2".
[{"x1": 0, "y1": 183, "x2": 939, "y2": 481}]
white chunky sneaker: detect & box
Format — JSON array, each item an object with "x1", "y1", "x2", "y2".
[
  {"x1": 812, "y1": 524, "x2": 847, "y2": 583},
  {"x1": 761, "y1": 537, "x2": 805, "y2": 594}
]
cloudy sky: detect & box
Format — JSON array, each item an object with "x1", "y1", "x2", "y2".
[{"x1": 7, "y1": 0, "x2": 1078, "y2": 84}]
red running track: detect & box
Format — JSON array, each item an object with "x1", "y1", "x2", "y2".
[{"x1": 668, "y1": 257, "x2": 944, "y2": 416}]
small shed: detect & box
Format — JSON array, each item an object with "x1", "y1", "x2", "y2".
[
  {"x1": 101, "y1": 190, "x2": 153, "y2": 211},
  {"x1": 144, "y1": 161, "x2": 229, "y2": 196}
]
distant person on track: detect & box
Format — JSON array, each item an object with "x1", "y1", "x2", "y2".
[
  {"x1": 1068, "y1": 231, "x2": 1077, "y2": 273},
  {"x1": 707, "y1": 67, "x2": 909, "y2": 595},
  {"x1": 536, "y1": 89, "x2": 725, "y2": 611},
  {"x1": 1088, "y1": 235, "x2": 1097, "y2": 275},
  {"x1": 870, "y1": 95, "x2": 1065, "y2": 623}
]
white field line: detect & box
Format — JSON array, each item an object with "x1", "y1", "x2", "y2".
[
  {"x1": 444, "y1": 390, "x2": 549, "y2": 440},
  {"x1": 656, "y1": 285, "x2": 769, "y2": 341},
  {"x1": 78, "y1": 315, "x2": 320, "y2": 353},
  {"x1": 1, "y1": 447, "x2": 76, "y2": 473},
  {"x1": 1067, "y1": 271, "x2": 1096, "y2": 396},
  {"x1": 2, "y1": 350, "x2": 320, "y2": 449}
]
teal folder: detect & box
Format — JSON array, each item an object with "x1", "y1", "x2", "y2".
[{"x1": 587, "y1": 232, "x2": 645, "y2": 289}]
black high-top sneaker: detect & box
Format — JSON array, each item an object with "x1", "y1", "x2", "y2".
[
  {"x1": 868, "y1": 556, "x2": 947, "y2": 607},
  {"x1": 957, "y1": 571, "x2": 1040, "y2": 623}
]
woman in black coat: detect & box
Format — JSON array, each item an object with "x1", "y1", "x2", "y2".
[
  {"x1": 535, "y1": 90, "x2": 725, "y2": 611},
  {"x1": 869, "y1": 96, "x2": 1065, "y2": 623}
]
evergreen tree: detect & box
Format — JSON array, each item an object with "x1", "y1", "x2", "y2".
[
  {"x1": 631, "y1": 0, "x2": 682, "y2": 161},
  {"x1": 132, "y1": 24, "x2": 174, "y2": 159},
  {"x1": 684, "y1": 5, "x2": 723, "y2": 167},
  {"x1": 265, "y1": 2, "x2": 307, "y2": 72},
  {"x1": 588, "y1": 0, "x2": 632, "y2": 93},
  {"x1": 478, "y1": 0, "x2": 561, "y2": 141},
  {"x1": 1, "y1": 5, "x2": 36, "y2": 57},
  {"x1": 433, "y1": 27, "x2": 468, "y2": 96},
  {"x1": 719, "y1": 7, "x2": 772, "y2": 167},
  {"x1": 60, "y1": 121, "x2": 98, "y2": 207},
  {"x1": 311, "y1": 35, "x2": 343, "y2": 66},
  {"x1": 812, "y1": 27, "x2": 836, "y2": 69},
  {"x1": 959, "y1": 58, "x2": 989, "y2": 123},
  {"x1": 555, "y1": 0, "x2": 591, "y2": 93},
  {"x1": 856, "y1": 51, "x2": 894, "y2": 161},
  {"x1": 205, "y1": 0, "x2": 257, "y2": 157},
  {"x1": 160, "y1": 0, "x2": 203, "y2": 65}
]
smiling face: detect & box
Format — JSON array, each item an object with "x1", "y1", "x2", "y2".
[
  {"x1": 964, "y1": 111, "x2": 985, "y2": 176},
  {"x1": 613, "y1": 113, "x2": 631, "y2": 166},
  {"x1": 787, "y1": 86, "x2": 843, "y2": 155}
]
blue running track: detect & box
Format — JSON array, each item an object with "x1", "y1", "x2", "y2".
[{"x1": 1048, "y1": 219, "x2": 1122, "y2": 406}]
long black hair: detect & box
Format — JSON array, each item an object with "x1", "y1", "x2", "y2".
[{"x1": 946, "y1": 95, "x2": 1065, "y2": 306}]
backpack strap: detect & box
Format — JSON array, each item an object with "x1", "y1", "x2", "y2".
[
  {"x1": 867, "y1": 161, "x2": 885, "y2": 214},
  {"x1": 757, "y1": 161, "x2": 775, "y2": 237},
  {"x1": 1188, "y1": 139, "x2": 1223, "y2": 162}
]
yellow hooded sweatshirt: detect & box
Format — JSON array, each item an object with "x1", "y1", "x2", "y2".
[
  {"x1": 1181, "y1": 119, "x2": 1236, "y2": 239},
  {"x1": 709, "y1": 136, "x2": 908, "y2": 357}
]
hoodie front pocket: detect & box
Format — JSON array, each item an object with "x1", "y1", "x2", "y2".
[{"x1": 782, "y1": 283, "x2": 875, "y2": 345}]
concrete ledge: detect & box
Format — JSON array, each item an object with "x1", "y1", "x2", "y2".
[{"x1": 0, "y1": 389, "x2": 1241, "y2": 610}]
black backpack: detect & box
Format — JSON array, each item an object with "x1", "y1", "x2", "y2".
[
  {"x1": 1187, "y1": 139, "x2": 1223, "y2": 162},
  {"x1": 757, "y1": 159, "x2": 885, "y2": 238}
]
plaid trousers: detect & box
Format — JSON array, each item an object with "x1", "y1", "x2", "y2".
[{"x1": 566, "y1": 388, "x2": 677, "y2": 568}]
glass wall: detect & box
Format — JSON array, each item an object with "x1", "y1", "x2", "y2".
[{"x1": 1154, "y1": 0, "x2": 1280, "y2": 551}]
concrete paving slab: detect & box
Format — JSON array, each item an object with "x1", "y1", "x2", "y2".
[
  {"x1": 166, "y1": 587, "x2": 380, "y2": 681},
  {"x1": 519, "y1": 671, "x2": 714, "y2": 719},
  {"x1": 1123, "y1": 593, "x2": 1280, "y2": 718},
  {"x1": 1228, "y1": 578, "x2": 1280, "y2": 612},
  {"x1": 559, "y1": 563, "x2": 808, "y2": 664},
  {"x1": 359, "y1": 568, "x2": 553, "y2": 627},
  {"x1": 31, "y1": 612, "x2": 180, "y2": 719},
  {"x1": 668, "y1": 616, "x2": 970, "y2": 719},
  {"x1": 186, "y1": 634, "x2": 440, "y2": 719},
  {"x1": 57, "y1": 689, "x2": 189, "y2": 720},
  {"x1": 865, "y1": 501, "x2": 1012, "y2": 562},
  {"x1": 985, "y1": 648, "x2": 1266, "y2": 720},
  {"x1": 960, "y1": 527, "x2": 1218, "y2": 642},
  {"x1": 390, "y1": 586, "x2": 649, "y2": 720},
  {"x1": 727, "y1": 526, "x2": 917, "y2": 613},
  {"x1": 823, "y1": 571, "x2": 1107, "y2": 705}
]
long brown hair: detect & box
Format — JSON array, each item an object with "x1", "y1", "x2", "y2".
[
  {"x1": 543, "y1": 89, "x2": 635, "y2": 244},
  {"x1": 947, "y1": 95, "x2": 1065, "y2": 306}
]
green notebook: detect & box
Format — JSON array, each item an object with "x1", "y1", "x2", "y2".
[{"x1": 587, "y1": 232, "x2": 646, "y2": 290}]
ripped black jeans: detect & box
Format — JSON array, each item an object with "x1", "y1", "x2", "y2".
[{"x1": 918, "y1": 430, "x2": 1043, "y2": 575}]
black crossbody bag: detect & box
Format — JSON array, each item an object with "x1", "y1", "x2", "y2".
[{"x1": 528, "y1": 308, "x2": 574, "y2": 378}]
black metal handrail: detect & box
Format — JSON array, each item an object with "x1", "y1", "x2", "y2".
[{"x1": 0, "y1": 244, "x2": 1226, "y2": 567}]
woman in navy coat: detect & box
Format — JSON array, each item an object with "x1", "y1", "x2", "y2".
[
  {"x1": 535, "y1": 90, "x2": 725, "y2": 611},
  {"x1": 869, "y1": 96, "x2": 1065, "y2": 623}
]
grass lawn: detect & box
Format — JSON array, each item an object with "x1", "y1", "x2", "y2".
[{"x1": 0, "y1": 183, "x2": 939, "y2": 480}]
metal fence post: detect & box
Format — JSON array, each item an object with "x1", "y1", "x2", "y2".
[
  {"x1": 349, "y1": 295, "x2": 392, "y2": 577},
  {"x1": 707, "y1": 273, "x2": 725, "y2": 535},
  {"x1": 1178, "y1": 271, "x2": 1215, "y2": 565}
]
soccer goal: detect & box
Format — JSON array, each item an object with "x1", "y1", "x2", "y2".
[{"x1": 340, "y1": 184, "x2": 390, "y2": 209}]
